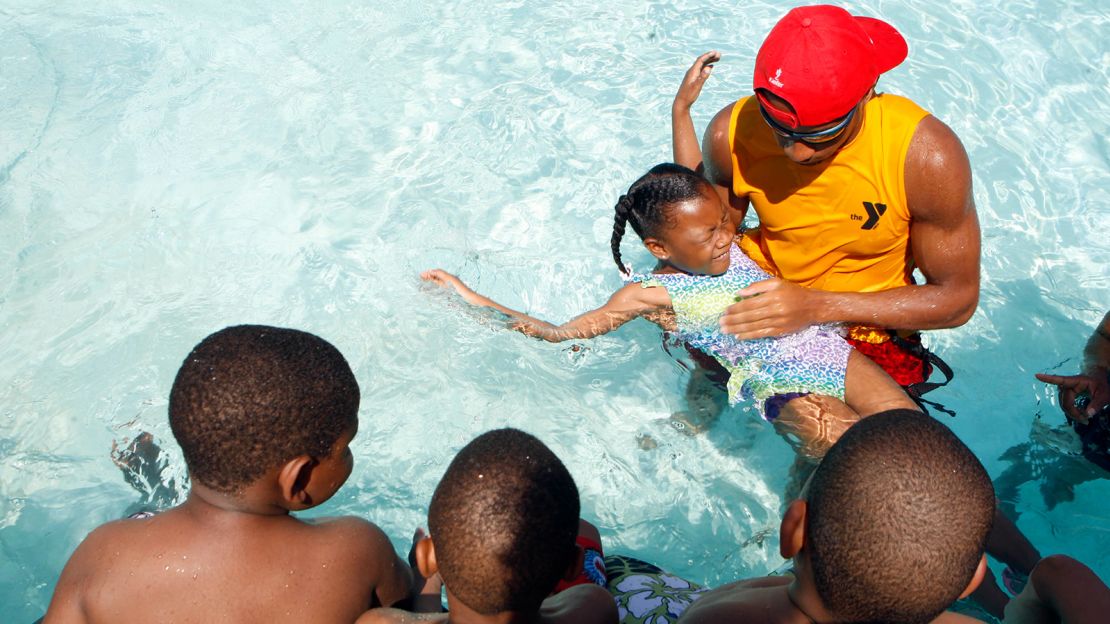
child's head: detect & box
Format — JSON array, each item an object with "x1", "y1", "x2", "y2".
[
  {"x1": 427, "y1": 428, "x2": 580, "y2": 615},
  {"x1": 794, "y1": 409, "x2": 994, "y2": 624},
  {"x1": 169, "y1": 325, "x2": 359, "y2": 498},
  {"x1": 611, "y1": 163, "x2": 733, "y2": 276}
]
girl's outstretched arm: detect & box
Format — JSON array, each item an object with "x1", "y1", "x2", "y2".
[
  {"x1": 672, "y1": 51, "x2": 720, "y2": 171},
  {"x1": 421, "y1": 269, "x2": 669, "y2": 342}
]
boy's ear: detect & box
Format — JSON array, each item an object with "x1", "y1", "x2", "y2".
[
  {"x1": 643, "y1": 238, "x2": 669, "y2": 261},
  {"x1": 561, "y1": 543, "x2": 586, "y2": 582},
  {"x1": 958, "y1": 555, "x2": 989, "y2": 599},
  {"x1": 277, "y1": 455, "x2": 316, "y2": 507},
  {"x1": 415, "y1": 536, "x2": 439, "y2": 579},
  {"x1": 779, "y1": 499, "x2": 807, "y2": 559}
]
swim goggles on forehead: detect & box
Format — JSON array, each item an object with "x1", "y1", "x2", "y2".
[{"x1": 758, "y1": 102, "x2": 856, "y2": 144}]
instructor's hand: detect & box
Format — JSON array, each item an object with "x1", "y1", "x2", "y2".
[{"x1": 720, "y1": 278, "x2": 819, "y2": 339}]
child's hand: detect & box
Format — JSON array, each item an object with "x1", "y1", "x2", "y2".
[
  {"x1": 421, "y1": 269, "x2": 465, "y2": 291},
  {"x1": 421, "y1": 269, "x2": 484, "y2": 305},
  {"x1": 1035, "y1": 371, "x2": 1109, "y2": 425},
  {"x1": 674, "y1": 51, "x2": 720, "y2": 113}
]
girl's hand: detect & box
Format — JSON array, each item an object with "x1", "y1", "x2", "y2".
[
  {"x1": 674, "y1": 51, "x2": 720, "y2": 113},
  {"x1": 421, "y1": 269, "x2": 484, "y2": 305}
]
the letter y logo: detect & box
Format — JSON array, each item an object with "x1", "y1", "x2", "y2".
[{"x1": 861, "y1": 201, "x2": 887, "y2": 230}]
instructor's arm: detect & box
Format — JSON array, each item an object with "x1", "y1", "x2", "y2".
[
  {"x1": 701, "y1": 104, "x2": 751, "y2": 234},
  {"x1": 720, "y1": 116, "x2": 981, "y2": 338}
]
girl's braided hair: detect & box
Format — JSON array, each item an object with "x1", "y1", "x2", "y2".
[{"x1": 611, "y1": 163, "x2": 709, "y2": 275}]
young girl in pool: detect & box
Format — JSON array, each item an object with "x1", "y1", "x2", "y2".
[{"x1": 422, "y1": 164, "x2": 918, "y2": 459}]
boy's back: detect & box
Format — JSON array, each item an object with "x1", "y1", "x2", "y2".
[
  {"x1": 44, "y1": 325, "x2": 412, "y2": 624},
  {"x1": 49, "y1": 508, "x2": 406, "y2": 624}
]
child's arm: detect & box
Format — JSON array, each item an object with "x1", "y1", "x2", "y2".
[
  {"x1": 1036, "y1": 310, "x2": 1110, "y2": 423},
  {"x1": 672, "y1": 51, "x2": 720, "y2": 171},
  {"x1": 1003, "y1": 555, "x2": 1110, "y2": 624},
  {"x1": 421, "y1": 269, "x2": 669, "y2": 342}
]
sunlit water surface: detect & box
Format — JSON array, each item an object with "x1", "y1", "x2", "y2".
[{"x1": 1, "y1": 0, "x2": 1108, "y2": 619}]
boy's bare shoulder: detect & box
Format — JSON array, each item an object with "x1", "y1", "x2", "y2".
[
  {"x1": 677, "y1": 577, "x2": 798, "y2": 624},
  {"x1": 62, "y1": 511, "x2": 395, "y2": 568},
  {"x1": 47, "y1": 511, "x2": 407, "y2": 623},
  {"x1": 44, "y1": 513, "x2": 178, "y2": 622},
  {"x1": 305, "y1": 515, "x2": 398, "y2": 562},
  {"x1": 355, "y1": 608, "x2": 448, "y2": 624},
  {"x1": 62, "y1": 512, "x2": 174, "y2": 569},
  {"x1": 540, "y1": 584, "x2": 618, "y2": 624},
  {"x1": 304, "y1": 515, "x2": 412, "y2": 607}
]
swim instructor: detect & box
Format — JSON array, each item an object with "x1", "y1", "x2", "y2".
[{"x1": 681, "y1": 5, "x2": 980, "y2": 402}]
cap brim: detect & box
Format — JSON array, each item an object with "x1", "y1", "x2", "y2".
[
  {"x1": 755, "y1": 90, "x2": 801, "y2": 128},
  {"x1": 855, "y1": 16, "x2": 908, "y2": 74}
]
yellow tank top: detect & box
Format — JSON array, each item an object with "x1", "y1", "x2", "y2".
[{"x1": 731, "y1": 93, "x2": 929, "y2": 294}]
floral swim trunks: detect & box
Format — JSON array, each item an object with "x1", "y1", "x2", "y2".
[{"x1": 605, "y1": 555, "x2": 709, "y2": 624}]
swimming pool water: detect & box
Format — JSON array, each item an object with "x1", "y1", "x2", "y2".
[{"x1": 1, "y1": 0, "x2": 1108, "y2": 619}]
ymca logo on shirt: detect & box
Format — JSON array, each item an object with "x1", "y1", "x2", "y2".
[{"x1": 849, "y1": 201, "x2": 887, "y2": 230}]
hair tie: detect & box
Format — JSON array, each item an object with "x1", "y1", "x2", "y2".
[{"x1": 615, "y1": 195, "x2": 630, "y2": 218}]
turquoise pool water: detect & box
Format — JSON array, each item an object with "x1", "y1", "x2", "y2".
[{"x1": 1, "y1": 0, "x2": 1107, "y2": 619}]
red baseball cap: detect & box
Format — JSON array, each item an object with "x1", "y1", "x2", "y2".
[{"x1": 753, "y1": 5, "x2": 907, "y2": 128}]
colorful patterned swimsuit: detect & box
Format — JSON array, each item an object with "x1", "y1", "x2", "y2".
[{"x1": 628, "y1": 244, "x2": 852, "y2": 419}]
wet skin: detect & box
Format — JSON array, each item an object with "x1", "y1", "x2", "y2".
[{"x1": 647, "y1": 187, "x2": 735, "y2": 277}]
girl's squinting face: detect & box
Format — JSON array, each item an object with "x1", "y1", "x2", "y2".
[{"x1": 658, "y1": 189, "x2": 733, "y2": 276}]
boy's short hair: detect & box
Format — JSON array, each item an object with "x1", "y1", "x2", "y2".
[
  {"x1": 429, "y1": 428, "x2": 580, "y2": 615},
  {"x1": 169, "y1": 325, "x2": 359, "y2": 493},
  {"x1": 805, "y1": 409, "x2": 995, "y2": 624}
]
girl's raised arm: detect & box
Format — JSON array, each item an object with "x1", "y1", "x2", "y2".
[
  {"x1": 672, "y1": 51, "x2": 720, "y2": 171},
  {"x1": 421, "y1": 269, "x2": 668, "y2": 342}
]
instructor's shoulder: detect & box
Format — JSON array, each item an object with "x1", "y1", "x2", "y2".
[
  {"x1": 905, "y1": 113, "x2": 974, "y2": 221},
  {"x1": 701, "y1": 101, "x2": 738, "y2": 186},
  {"x1": 906, "y1": 114, "x2": 971, "y2": 179}
]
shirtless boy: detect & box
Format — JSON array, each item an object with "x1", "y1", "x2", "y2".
[
  {"x1": 677, "y1": 409, "x2": 995, "y2": 624},
  {"x1": 44, "y1": 325, "x2": 413, "y2": 624},
  {"x1": 358, "y1": 428, "x2": 617, "y2": 624}
]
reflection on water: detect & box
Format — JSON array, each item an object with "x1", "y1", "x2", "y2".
[
  {"x1": 995, "y1": 412, "x2": 1108, "y2": 522},
  {"x1": 2, "y1": 0, "x2": 1109, "y2": 619}
]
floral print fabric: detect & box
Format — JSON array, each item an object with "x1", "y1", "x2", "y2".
[{"x1": 605, "y1": 555, "x2": 708, "y2": 624}]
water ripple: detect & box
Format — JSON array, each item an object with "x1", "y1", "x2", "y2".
[{"x1": 1, "y1": 1, "x2": 1108, "y2": 618}]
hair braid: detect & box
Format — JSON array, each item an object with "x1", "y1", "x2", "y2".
[
  {"x1": 611, "y1": 195, "x2": 632, "y2": 274},
  {"x1": 609, "y1": 163, "x2": 711, "y2": 272}
]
